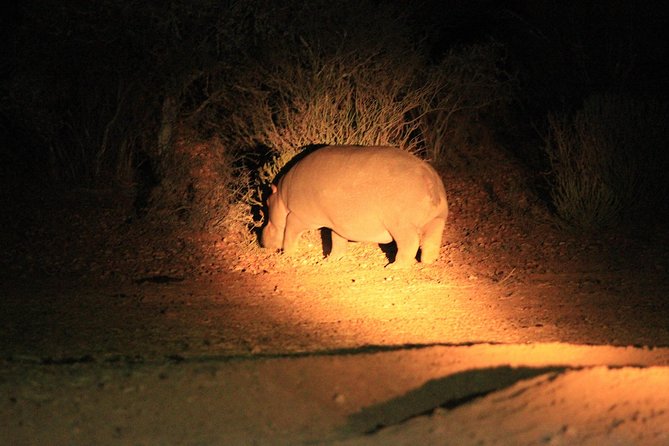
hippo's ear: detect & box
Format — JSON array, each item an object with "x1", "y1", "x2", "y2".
[{"x1": 271, "y1": 184, "x2": 278, "y2": 194}]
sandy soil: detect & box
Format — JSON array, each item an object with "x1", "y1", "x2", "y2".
[{"x1": 1, "y1": 145, "x2": 668, "y2": 444}]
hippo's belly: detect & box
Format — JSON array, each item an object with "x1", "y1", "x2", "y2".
[
  {"x1": 289, "y1": 190, "x2": 396, "y2": 244},
  {"x1": 330, "y1": 228, "x2": 393, "y2": 243},
  {"x1": 328, "y1": 220, "x2": 394, "y2": 244}
]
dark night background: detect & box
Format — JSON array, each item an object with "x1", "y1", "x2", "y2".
[{"x1": 1, "y1": 0, "x2": 669, "y2": 232}]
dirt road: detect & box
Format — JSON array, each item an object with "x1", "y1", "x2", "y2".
[{"x1": 2, "y1": 251, "x2": 669, "y2": 445}]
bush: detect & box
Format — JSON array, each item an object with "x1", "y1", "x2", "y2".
[
  {"x1": 209, "y1": 2, "x2": 429, "y2": 156},
  {"x1": 544, "y1": 94, "x2": 669, "y2": 230},
  {"x1": 215, "y1": 39, "x2": 512, "y2": 175}
]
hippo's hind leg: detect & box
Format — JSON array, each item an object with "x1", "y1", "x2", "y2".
[
  {"x1": 328, "y1": 230, "x2": 348, "y2": 259},
  {"x1": 281, "y1": 212, "x2": 308, "y2": 255},
  {"x1": 388, "y1": 225, "x2": 420, "y2": 268},
  {"x1": 420, "y1": 217, "x2": 446, "y2": 264}
]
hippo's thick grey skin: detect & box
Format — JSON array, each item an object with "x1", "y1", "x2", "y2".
[{"x1": 261, "y1": 145, "x2": 448, "y2": 267}]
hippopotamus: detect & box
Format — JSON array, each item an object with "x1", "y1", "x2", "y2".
[{"x1": 261, "y1": 145, "x2": 448, "y2": 267}]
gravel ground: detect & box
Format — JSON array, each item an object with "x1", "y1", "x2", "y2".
[{"x1": 2, "y1": 144, "x2": 668, "y2": 444}]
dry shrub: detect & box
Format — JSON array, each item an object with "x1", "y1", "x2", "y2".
[
  {"x1": 223, "y1": 35, "x2": 433, "y2": 160},
  {"x1": 544, "y1": 94, "x2": 669, "y2": 230},
  {"x1": 224, "y1": 40, "x2": 513, "y2": 176},
  {"x1": 243, "y1": 49, "x2": 437, "y2": 171}
]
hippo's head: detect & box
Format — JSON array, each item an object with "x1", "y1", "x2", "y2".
[{"x1": 261, "y1": 184, "x2": 286, "y2": 250}]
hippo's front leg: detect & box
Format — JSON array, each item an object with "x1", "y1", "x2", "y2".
[{"x1": 281, "y1": 212, "x2": 309, "y2": 255}]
